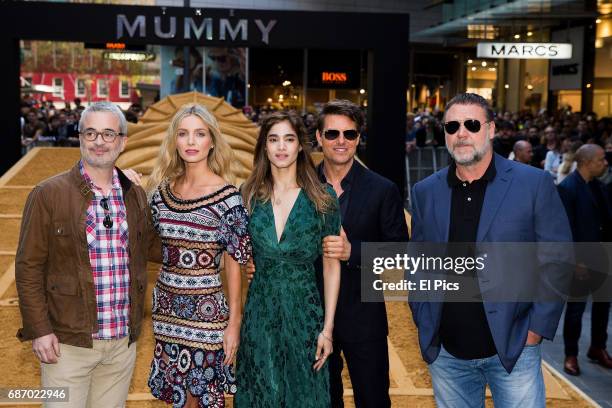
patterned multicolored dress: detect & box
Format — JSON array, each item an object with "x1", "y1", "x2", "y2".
[{"x1": 147, "y1": 181, "x2": 252, "y2": 408}]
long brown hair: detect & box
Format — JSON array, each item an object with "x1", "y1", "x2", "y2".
[{"x1": 242, "y1": 111, "x2": 335, "y2": 214}]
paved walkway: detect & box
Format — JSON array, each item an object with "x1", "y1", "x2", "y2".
[{"x1": 543, "y1": 302, "x2": 612, "y2": 407}]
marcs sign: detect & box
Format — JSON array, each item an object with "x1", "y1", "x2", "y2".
[{"x1": 477, "y1": 43, "x2": 572, "y2": 59}]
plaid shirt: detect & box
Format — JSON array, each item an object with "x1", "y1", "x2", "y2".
[{"x1": 80, "y1": 161, "x2": 130, "y2": 339}]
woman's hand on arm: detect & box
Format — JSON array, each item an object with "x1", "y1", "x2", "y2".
[{"x1": 122, "y1": 168, "x2": 143, "y2": 186}]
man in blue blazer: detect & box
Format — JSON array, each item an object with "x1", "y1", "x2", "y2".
[{"x1": 409, "y1": 93, "x2": 572, "y2": 407}]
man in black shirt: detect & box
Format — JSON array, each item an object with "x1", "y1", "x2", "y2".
[
  {"x1": 409, "y1": 93, "x2": 572, "y2": 407},
  {"x1": 439, "y1": 156, "x2": 497, "y2": 360},
  {"x1": 558, "y1": 144, "x2": 612, "y2": 375},
  {"x1": 315, "y1": 100, "x2": 409, "y2": 407}
]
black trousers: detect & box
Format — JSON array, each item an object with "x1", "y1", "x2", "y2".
[
  {"x1": 328, "y1": 338, "x2": 391, "y2": 408},
  {"x1": 563, "y1": 301, "x2": 610, "y2": 357}
]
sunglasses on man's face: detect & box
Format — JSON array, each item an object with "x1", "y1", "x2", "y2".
[
  {"x1": 323, "y1": 129, "x2": 359, "y2": 141},
  {"x1": 443, "y1": 119, "x2": 490, "y2": 135}
]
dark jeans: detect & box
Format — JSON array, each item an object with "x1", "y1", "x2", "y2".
[
  {"x1": 563, "y1": 301, "x2": 611, "y2": 356},
  {"x1": 328, "y1": 338, "x2": 390, "y2": 408}
]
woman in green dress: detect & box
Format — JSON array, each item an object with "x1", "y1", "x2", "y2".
[{"x1": 235, "y1": 111, "x2": 341, "y2": 407}]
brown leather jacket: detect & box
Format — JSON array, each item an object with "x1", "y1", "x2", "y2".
[{"x1": 15, "y1": 163, "x2": 161, "y2": 348}]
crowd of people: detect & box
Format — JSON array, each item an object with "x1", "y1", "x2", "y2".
[
  {"x1": 19, "y1": 96, "x2": 144, "y2": 154},
  {"x1": 20, "y1": 97, "x2": 329, "y2": 155},
  {"x1": 21, "y1": 96, "x2": 612, "y2": 196},
  {"x1": 406, "y1": 107, "x2": 612, "y2": 185}
]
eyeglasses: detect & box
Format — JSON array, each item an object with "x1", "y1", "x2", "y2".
[
  {"x1": 323, "y1": 129, "x2": 359, "y2": 141},
  {"x1": 443, "y1": 120, "x2": 490, "y2": 135},
  {"x1": 81, "y1": 129, "x2": 124, "y2": 143},
  {"x1": 100, "y1": 198, "x2": 113, "y2": 229}
]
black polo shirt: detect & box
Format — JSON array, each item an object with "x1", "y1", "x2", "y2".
[
  {"x1": 317, "y1": 160, "x2": 356, "y2": 219},
  {"x1": 439, "y1": 157, "x2": 498, "y2": 360}
]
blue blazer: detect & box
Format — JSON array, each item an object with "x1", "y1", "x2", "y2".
[{"x1": 409, "y1": 154, "x2": 572, "y2": 373}]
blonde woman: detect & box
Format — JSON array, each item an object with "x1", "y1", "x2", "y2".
[
  {"x1": 140, "y1": 103, "x2": 252, "y2": 407},
  {"x1": 557, "y1": 139, "x2": 582, "y2": 184},
  {"x1": 234, "y1": 111, "x2": 341, "y2": 407}
]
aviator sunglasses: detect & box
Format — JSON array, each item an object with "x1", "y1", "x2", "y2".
[
  {"x1": 323, "y1": 129, "x2": 359, "y2": 141},
  {"x1": 100, "y1": 197, "x2": 113, "y2": 229},
  {"x1": 443, "y1": 119, "x2": 490, "y2": 135}
]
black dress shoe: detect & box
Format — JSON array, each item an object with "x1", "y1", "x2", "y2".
[
  {"x1": 564, "y1": 356, "x2": 580, "y2": 376},
  {"x1": 587, "y1": 347, "x2": 612, "y2": 369}
]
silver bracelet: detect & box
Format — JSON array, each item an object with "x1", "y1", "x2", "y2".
[{"x1": 319, "y1": 332, "x2": 333, "y2": 342}]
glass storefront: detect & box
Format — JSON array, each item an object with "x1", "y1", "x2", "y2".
[
  {"x1": 21, "y1": 41, "x2": 367, "y2": 114},
  {"x1": 594, "y1": 16, "x2": 612, "y2": 117},
  {"x1": 466, "y1": 58, "x2": 497, "y2": 104},
  {"x1": 464, "y1": 53, "x2": 549, "y2": 113},
  {"x1": 248, "y1": 48, "x2": 365, "y2": 113}
]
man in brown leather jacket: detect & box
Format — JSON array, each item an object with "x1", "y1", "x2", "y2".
[{"x1": 15, "y1": 101, "x2": 160, "y2": 408}]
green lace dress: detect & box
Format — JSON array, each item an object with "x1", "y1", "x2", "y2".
[{"x1": 234, "y1": 188, "x2": 340, "y2": 407}]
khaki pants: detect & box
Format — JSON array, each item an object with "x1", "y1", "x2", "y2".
[{"x1": 41, "y1": 337, "x2": 137, "y2": 408}]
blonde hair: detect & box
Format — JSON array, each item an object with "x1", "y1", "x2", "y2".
[{"x1": 146, "y1": 103, "x2": 234, "y2": 197}]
